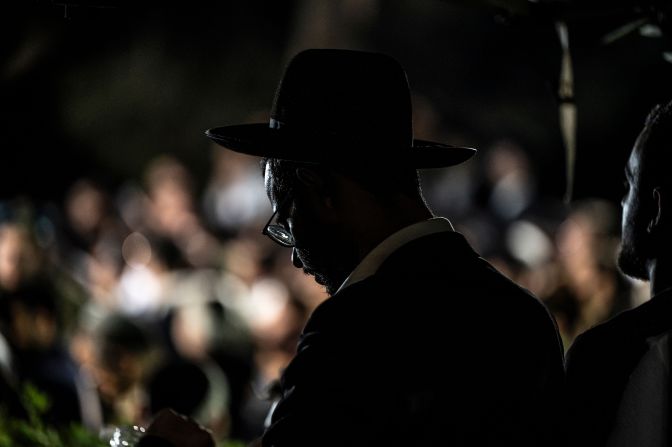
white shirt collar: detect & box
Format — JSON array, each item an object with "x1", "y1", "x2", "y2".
[{"x1": 336, "y1": 217, "x2": 454, "y2": 294}]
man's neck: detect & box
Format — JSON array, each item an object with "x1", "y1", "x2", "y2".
[
  {"x1": 353, "y1": 200, "x2": 433, "y2": 262},
  {"x1": 649, "y1": 257, "x2": 672, "y2": 296}
]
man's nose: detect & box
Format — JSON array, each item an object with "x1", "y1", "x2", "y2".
[{"x1": 291, "y1": 247, "x2": 303, "y2": 268}]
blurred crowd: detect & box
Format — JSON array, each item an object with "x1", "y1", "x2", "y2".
[
  {"x1": 0, "y1": 134, "x2": 646, "y2": 443},
  {"x1": 0, "y1": 149, "x2": 327, "y2": 443}
]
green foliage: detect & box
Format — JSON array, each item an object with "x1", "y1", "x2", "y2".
[
  {"x1": 219, "y1": 441, "x2": 247, "y2": 447},
  {"x1": 1, "y1": 383, "x2": 250, "y2": 446},
  {"x1": 0, "y1": 383, "x2": 107, "y2": 447}
]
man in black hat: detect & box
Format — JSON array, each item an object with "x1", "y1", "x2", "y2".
[
  {"x1": 566, "y1": 100, "x2": 672, "y2": 447},
  {"x1": 207, "y1": 49, "x2": 565, "y2": 446}
]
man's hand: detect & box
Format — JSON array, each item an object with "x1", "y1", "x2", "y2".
[{"x1": 138, "y1": 408, "x2": 215, "y2": 447}]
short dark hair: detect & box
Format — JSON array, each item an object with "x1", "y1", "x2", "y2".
[
  {"x1": 148, "y1": 360, "x2": 209, "y2": 416},
  {"x1": 0, "y1": 277, "x2": 60, "y2": 329},
  {"x1": 641, "y1": 100, "x2": 672, "y2": 189},
  {"x1": 261, "y1": 158, "x2": 422, "y2": 201}
]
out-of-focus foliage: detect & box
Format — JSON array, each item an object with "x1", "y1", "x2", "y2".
[{"x1": 0, "y1": 384, "x2": 106, "y2": 447}]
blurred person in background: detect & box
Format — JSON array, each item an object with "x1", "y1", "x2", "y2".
[
  {"x1": 161, "y1": 276, "x2": 257, "y2": 441},
  {"x1": 205, "y1": 49, "x2": 565, "y2": 446},
  {"x1": 483, "y1": 140, "x2": 536, "y2": 223},
  {"x1": 0, "y1": 220, "x2": 43, "y2": 292},
  {"x1": 566, "y1": 100, "x2": 672, "y2": 446},
  {"x1": 145, "y1": 358, "x2": 230, "y2": 441},
  {"x1": 78, "y1": 313, "x2": 154, "y2": 426},
  {"x1": 202, "y1": 146, "x2": 270, "y2": 240},
  {"x1": 115, "y1": 233, "x2": 184, "y2": 317},
  {"x1": 0, "y1": 277, "x2": 101, "y2": 429},
  {"x1": 61, "y1": 178, "x2": 125, "y2": 257},
  {"x1": 549, "y1": 199, "x2": 632, "y2": 347},
  {"x1": 234, "y1": 278, "x2": 309, "y2": 440},
  {"x1": 0, "y1": 216, "x2": 100, "y2": 425},
  {"x1": 142, "y1": 155, "x2": 221, "y2": 269},
  {"x1": 460, "y1": 140, "x2": 538, "y2": 258},
  {"x1": 58, "y1": 178, "x2": 131, "y2": 319}
]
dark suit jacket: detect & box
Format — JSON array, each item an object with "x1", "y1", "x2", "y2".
[
  {"x1": 263, "y1": 230, "x2": 565, "y2": 446},
  {"x1": 566, "y1": 288, "x2": 672, "y2": 447}
]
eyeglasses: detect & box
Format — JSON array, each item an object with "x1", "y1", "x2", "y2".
[{"x1": 262, "y1": 194, "x2": 295, "y2": 247}]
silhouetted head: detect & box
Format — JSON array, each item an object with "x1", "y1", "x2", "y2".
[
  {"x1": 205, "y1": 49, "x2": 477, "y2": 294},
  {"x1": 618, "y1": 100, "x2": 672, "y2": 283},
  {"x1": 262, "y1": 158, "x2": 426, "y2": 294}
]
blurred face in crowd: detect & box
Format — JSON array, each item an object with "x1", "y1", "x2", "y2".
[
  {"x1": 0, "y1": 224, "x2": 40, "y2": 291},
  {"x1": 263, "y1": 162, "x2": 358, "y2": 295},
  {"x1": 618, "y1": 128, "x2": 652, "y2": 281},
  {"x1": 6, "y1": 301, "x2": 58, "y2": 350},
  {"x1": 66, "y1": 180, "x2": 106, "y2": 237}
]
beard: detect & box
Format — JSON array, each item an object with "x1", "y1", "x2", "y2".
[
  {"x1": 618, "y1": 213, "x2": 650, "y2": 281},
  {"x1": 618, "y1": 242, "x2": 649, "y2": 281},
  {"x1": 294, "y1": 242, "x2": 359, "y2": 296},
  {"x1": 313, "y1": 269, "x2": 348, "y2": 296}
]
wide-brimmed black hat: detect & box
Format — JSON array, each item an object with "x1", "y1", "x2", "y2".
[{"x1": 205, "y1": 49, "x2": 476, "y2": 168}]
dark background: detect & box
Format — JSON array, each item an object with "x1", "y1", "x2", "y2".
[{"x1": 2, "y1": 0, "x2": 671, "y2": 206}]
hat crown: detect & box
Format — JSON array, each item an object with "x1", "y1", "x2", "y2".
[
  {"x1": 205, "y1": 48, "x2": 476, "y2": 168},
  {"x1": 270, "y1": 49, "x2": 413, "y2": 147}
]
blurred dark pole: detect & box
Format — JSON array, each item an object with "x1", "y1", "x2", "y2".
[{"x1": 442, "y1": 0, "x2": 672, "y2": 203}]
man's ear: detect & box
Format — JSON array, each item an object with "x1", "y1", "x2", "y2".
[
  {"x1": 295, "y1": 168, "x2": 323, "y2": 189},
  {"x1": 649, "y1": 187, "x2": 664, "y2": 233},
  {"x1": 295, "y1": 167, "x2": 335, "y2": 208}
]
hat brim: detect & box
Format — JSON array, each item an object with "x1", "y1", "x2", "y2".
[{"x1": 205, "y1": 124, "x2": 476, "y2": 169}]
